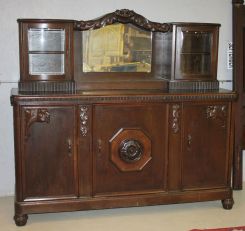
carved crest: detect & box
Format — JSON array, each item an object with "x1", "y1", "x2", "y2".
[{"x1": 74, "y1": 9, "x2": 171, "y2": 32}]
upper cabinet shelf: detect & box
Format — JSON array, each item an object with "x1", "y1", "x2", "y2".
[{"x1": 17, "y1": 10, "x2": 220, "y2": 92}]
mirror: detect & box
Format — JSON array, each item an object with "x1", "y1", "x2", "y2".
[{"x1": 82, "y1": 23, "x2": 152, "y2": 73}]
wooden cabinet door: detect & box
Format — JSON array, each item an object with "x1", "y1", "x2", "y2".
[
  {"x1": 93, "y1": 104, "x2": 167, "y2": 196},
  {"x1": 21, "y1": 106, "x2": 78, "y2": 200},
  {"x1": 182, "y1": 103, "x2": 231, "y2": 190}
]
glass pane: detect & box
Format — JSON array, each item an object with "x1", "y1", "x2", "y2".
[
  {"x1": 180, "y1": 54, "x2": 211, "y2": 75},
  {"x1": 181, "y1": 31, "x2": 211, "y2": 53},
  {"x1": 82, "y1": 23, "x2": 152, "y2": 73},
  {"x1": 28, "y1": 29, "x2": 65, "y2": 51},
  {"x1": 29, "y1": 54, "x2": 64, "y2": 75}
]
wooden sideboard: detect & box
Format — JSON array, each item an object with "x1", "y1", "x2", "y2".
[
  {"x1": 11, "y1": 9, "x2": 237, "y2": 226},
  {"x1": 11, "y1": 89, "x2": 236, "y2": 226}
]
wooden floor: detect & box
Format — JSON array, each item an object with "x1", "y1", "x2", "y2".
[{"x1": 0, "y1": 186, "x2": 244, "y2": 231}]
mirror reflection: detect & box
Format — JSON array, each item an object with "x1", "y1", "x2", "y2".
[{"x1": 82, "y1": 23, "x2": 152, "y2": 73}]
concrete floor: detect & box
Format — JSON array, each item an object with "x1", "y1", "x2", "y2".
[{"x1": 0, "y1": 188, "x2": 244, "y2": 231}]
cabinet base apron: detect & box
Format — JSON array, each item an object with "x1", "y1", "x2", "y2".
[{"x1": 14, "y1": 188, "x2": 233, "y2": 226}]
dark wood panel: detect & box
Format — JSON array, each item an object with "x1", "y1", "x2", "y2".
[
  {"x1": 182, "y1": 103, "x2": 230, "y2": 189},
  {"x1": 21, "y1": 106, "x2": 78, "y2": 200},
  {"x1": 93, "y1": 104, "x2": 167, "y2": 196}
]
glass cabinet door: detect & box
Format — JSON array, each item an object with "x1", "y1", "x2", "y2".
[
  {"x1": 180, "y1": 31, "x2": 211, "y2": 75},
  {"x1": 18, "y1": 21, "x2": 73, "y2": 82},
  {"x1": 174, "y1": 25, "x2": 219, "y2": 80},
  {"x1": 28, "y1": 28, "x2": 65, "y2": 75}
]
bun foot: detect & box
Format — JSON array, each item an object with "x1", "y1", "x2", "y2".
[
  {"x1": 14, "y1": 214, "x2": 28, "y2": 226},
  {"x1": 222, "y1": 198, "x2": 234, "y2": 210}
]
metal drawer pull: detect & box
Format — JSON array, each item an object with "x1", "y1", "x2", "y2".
[{"x1": 67, "y1": 138, "x2": 72, "y2": 156}]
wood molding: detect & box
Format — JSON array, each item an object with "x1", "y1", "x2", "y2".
[{"x1": 12, "y1": 92, "x2": 237, "y2": 104}]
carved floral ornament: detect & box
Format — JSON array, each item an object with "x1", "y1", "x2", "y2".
[
  {"x1": 110, "y1": 128, "x2": 152, "y2": 172},
  {"x1": 74, "y1": 9, "x2": 171, "y2": 32},
  {"x1": 172, "y1": 104, "x2": 181, "y2": 133},
  {"x1": 206, "y1": 105, "x2": 227, "y2": 128},
  {"x1": 80, "y1": 106, "x2": 89, "y2": 136},
  {"x1": 24, "y1": 108, "x2": 50, "y2": 140},
  {"x1": 119, "y1": 139, "x2": 144, "y2": 163}
]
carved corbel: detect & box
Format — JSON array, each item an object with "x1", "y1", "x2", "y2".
[
  {"x1": 206, "y1": 105, "x2": 227, "y2": 128},
  {"x1": 24, "y1": 108, "x2": 50, "y2": 140}
]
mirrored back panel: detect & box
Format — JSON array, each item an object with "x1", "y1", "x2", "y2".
[{"x1": 82, "y1": 23, "x2": 152, "y2": 73}]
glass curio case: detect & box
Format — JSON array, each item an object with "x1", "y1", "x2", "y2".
[
  {"x1": 18, "y1": 20, "x2": 73, "y2": 82},
  {"x1": 173, "y1": 24, "x2": 219, "y2": 81}
]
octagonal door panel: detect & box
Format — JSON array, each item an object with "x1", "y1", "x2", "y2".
[{"x1": 93, "y1": 104, "x2": 167, "y2": 196}]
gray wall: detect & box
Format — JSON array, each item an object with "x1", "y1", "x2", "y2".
[{"x1": 0, "y1": 0, "x2": 240, "y2": 196}]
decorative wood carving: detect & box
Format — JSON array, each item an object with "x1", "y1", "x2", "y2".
[
  {"x1": 110, "y1": 128, "x2": 152, "y2": 172},
  {"x1": 119, "y1": 139, "x2": 143, "y2": 163},
  {"x1": 206, "y1": 105, "x2": 227, "y2": 128},
  {"x1": 74, "y1": 9, "x2": 171, "y2": 32},
  {"x1": 80, "y1": 106, "x2": 89, "y2": 136},
  {"x1": 24, "y1": 108, "x2": 50, "y2": 140},
  {"x1": 172, "y1": 104, "x2": 180, "y2": 133}
]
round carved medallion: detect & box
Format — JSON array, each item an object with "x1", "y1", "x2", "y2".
[
  {"x1": 119, "y1": 139, "x2": 143, "y2": 163},
  {"x1": 110, "y1": 128, "x2": 152, "y2": 172}
]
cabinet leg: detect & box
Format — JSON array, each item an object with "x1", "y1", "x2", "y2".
[
  {"x1": 14, "y1": 214, "x2": 28, "y2": 226},
  {"x1": 221, "y1": 198, "x2": 234, "y2": 210}
]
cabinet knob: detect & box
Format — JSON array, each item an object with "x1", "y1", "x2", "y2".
[
  {"x1": 97, "y1": 139, "x2": 102, "y2": 157},
  {"x1": 187, "y1": 134, "x2": 192, "y2": 147}
]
